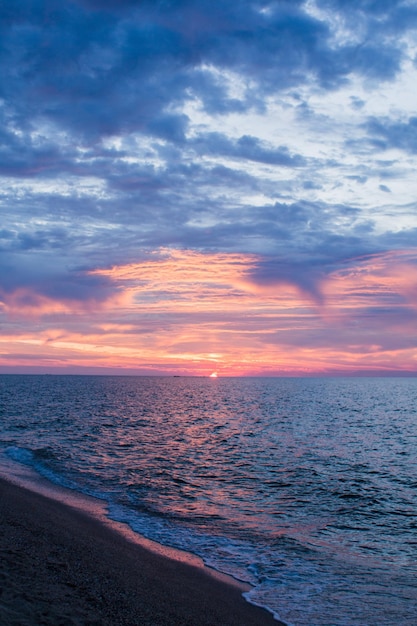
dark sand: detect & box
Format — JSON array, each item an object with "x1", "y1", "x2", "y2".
[{"x1": 0, "y1": 477, "x2": 282, "y2": 625}]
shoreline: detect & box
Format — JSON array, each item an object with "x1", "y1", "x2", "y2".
[{"x1": 0, "y1": 476, "x2": 282, "y2": 625}]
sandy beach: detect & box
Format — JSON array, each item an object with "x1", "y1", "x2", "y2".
[{"x1": 0, "y1": 476, "x2": 281, "y2": 625}]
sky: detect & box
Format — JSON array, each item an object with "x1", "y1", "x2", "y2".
[{"x1": 1, "y1": 0, "x2": 417, "y2": 377}]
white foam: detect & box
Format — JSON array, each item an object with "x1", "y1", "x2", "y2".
[{"x1": 0, "y1": 449, "x2": 248, "y2": 592}]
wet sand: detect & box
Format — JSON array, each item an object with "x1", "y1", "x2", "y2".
[{"x1": 0, "y1": 477, "x2": 282, "y2": 625}]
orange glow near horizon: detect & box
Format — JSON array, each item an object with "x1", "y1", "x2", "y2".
[{"x1": 1, "y1": 248, "x2": 417, "y2": 376}]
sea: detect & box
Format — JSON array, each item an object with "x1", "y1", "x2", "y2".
[{"x1": 0, "y1": 375, "x2": 416, "y2": 625}]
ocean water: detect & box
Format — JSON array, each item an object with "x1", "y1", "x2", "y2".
[{"x1": 0, "y1": 375, "x2": 416, "y2": 625}]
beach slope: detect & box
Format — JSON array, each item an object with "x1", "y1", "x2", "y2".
[{"x1": 0, "y1": 477, "x2": 280, "y2": 625}]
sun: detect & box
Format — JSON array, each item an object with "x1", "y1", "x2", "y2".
[{"x1": 209, "y1": 371, "x2": 218, "y2": 378}]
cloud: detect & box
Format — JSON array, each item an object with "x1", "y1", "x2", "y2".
[
  {"x1": 316, "y1": 0, "x2": 417, "y2": 35},
  {"x1": 191, "y1": 133, "x2": 306, "y2": 166},
  {"x1": 366, "y1": 116, "x2": 417, "y2": 153},
  {"x1": 0, "y1": 249, "x2": 116, "y2": 312},
  {"x1": 0, "y1": 0, "x2": 416, "y2": 373},
  {"x1": 379, "y1": 184, "x2": 391, "y2": 193},
  {"x1": 0, "y1": 0, "x2": 410, "y2": 150}
]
